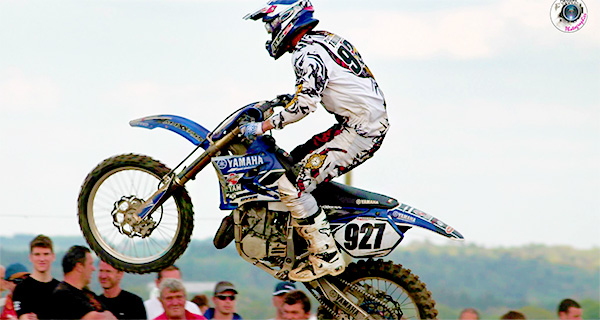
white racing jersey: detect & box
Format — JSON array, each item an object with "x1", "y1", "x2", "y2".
[{"x1": 270, "y1": 31, "x2": 389, "y2": 138}]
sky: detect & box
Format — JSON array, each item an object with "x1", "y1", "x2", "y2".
[{"x1": 0, "y1": 0, "x2": 598, "y2": 250}]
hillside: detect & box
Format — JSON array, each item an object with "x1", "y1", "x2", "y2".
[{"x1": 0, "y1": 235, "x2": 598, "y2": 319}]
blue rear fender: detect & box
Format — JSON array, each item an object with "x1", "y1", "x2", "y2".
[
  {"x1": 388, "y1": 204, "x2": 464, "y2": 240},
  {"x1": 129, "y1": 115, "x2": 211, "y2": 149}
]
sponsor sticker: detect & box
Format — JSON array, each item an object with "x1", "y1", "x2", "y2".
[
  {"x1": 215, "y1": 155, "x2": 265, "y2": 171},
  {"x1": 226, "y1": 173, "x2": 240, "y2": 185},
  {"x1": 356, "y1": 199, "x2": 379, "y2": 205},
  {"x1": 305, "y1": 154, "x2": 327, "y2": 170},
  {"x1": 392, "y1": 211, "x2": 416, "y2": 223}
]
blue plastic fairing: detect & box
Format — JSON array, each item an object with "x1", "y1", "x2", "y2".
[
  {"x1": 388, "y1": 204, "x2": 464, "y2": 240},
  {"x1": 211, "y1": 137, "x2": 285, "y2": 210},
  {"x1": 129, "y1": 115, "x2": 211, "y2": 149}
]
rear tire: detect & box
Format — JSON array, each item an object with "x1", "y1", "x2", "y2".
[
  {"x1": 78, "y1": 154, "x2": 194, "y2": 273},
  {"x1": 317, "y1": 259, "x2": 438, "y2": 320}
]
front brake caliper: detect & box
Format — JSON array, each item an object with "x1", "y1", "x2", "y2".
[{"x1": 112, "y1": 196, "x2": 157, "y2": 238}]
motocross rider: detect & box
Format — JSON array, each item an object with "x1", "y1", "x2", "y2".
[{"x1": 241, "y1": 0, "x2": 389, "y2": 282}]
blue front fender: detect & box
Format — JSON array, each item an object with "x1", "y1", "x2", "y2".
[{"x1": 129, "y1": 115, "x2": 211, "y2": 149}]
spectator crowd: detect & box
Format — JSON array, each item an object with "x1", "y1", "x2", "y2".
[
  {"x1": 0, "y1": 235, "x2": 587, "y2": 320},
  {"x1": 0, "y1": 235, "x2": 319, "y2": 320}
]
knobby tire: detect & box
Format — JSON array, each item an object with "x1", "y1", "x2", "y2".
[
  {"x1": 77, "y1": 154, "x2": 194, "y2": 274},
  {"x1": 318, "y1": 259, "x2": 438, "y2": 320}
]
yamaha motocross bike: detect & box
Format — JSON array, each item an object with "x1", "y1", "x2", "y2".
[{"x1": 78, "y1": 96, "x2": 464, "y2": 319}]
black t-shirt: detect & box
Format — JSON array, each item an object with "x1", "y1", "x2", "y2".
[
  {"x1": 50, "y1": 281, "x2": 108, "y2": 319},
  {"x1": 97, "y1": 290, "x2": 147, "y2": 320},
  {"x1": 12, "y1": 276, "x2": 60, "y2": 319}
]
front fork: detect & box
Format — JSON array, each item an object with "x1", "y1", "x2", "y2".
[{"x1": 136, "y1": 127, "x2": 241, "y2": 220}]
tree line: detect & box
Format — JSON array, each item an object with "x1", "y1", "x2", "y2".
[{"x1": 1, "y1": 235, "x2": 598, "y2": 319}]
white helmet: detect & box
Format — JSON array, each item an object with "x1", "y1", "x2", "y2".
[{"x1": 244, "y1": 0, "x2": 319, "y2": 60}]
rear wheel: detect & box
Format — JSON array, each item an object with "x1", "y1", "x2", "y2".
[
  {"x1": 78, "y1": 154, "x2": 194, "y2": 273},
  {"x1": 317, "y1": 259, "x2": 438, "y2": 320}
]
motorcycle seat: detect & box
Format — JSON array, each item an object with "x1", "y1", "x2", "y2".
[{"x1": 313, "y1": 181, "x2": 398, "y2": 210}]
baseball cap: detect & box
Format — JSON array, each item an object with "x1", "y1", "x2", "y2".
[
  {"x1": 214, "y1": 281, "x2": 238, "y2": 295},
  {"x1": 5, "y1": 263, "x2": 29, "y2": 280},
  {"x1": 273, "y1": 281, "x2": 296, "y2": 296}
]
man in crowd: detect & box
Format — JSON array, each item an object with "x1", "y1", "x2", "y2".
[
  {"x1": 558, "y1": 298, "x2": 583, "y2": 320},
  {"x1": 204, "y1": 281, "x2": 242, "y2": 320},
  {"x1": 12, "y1": 235, "x2": 60, "y2": 320},
  {"x1": 191, "y1": 295, "x2": 210, "y2": 315},
  {"x1": 144, "y1": 265, "x2": 201, "y2": 319},
  {"x1": 154, "y1": 278, "x2": 205, "y2": 320},
  {"x1": 500, "y1": 310, "x2": 526, "y2": 319},
  {"x1": 269, "y1": 281, "x2": 296, "y2": 320},
  {"x1": 97, "y1": 260, "x2": 146, "y2": 319},
  {"x1": 50, "y1": 245, "x2": 116, "y2": 319},
  {"x1": 0, "y1": 265, "x2": 5, "y2": 312},
  {"x1": 458, "y1": 308, "x2": 480, "y2": 320},
  {"x1": 281, "y1": 290, "x2": 312, "y2": 320},
  {"x1": 0, "y1": 263, "x2": 29, "y2": 319}
]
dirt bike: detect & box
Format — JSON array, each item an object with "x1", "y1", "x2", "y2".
[{"x1": 78, "y1": 96, "x2": 464, "y2": 319}]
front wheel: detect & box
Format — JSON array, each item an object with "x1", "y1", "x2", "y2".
[
  {"x1": 78, "y1": 154, "x2": 194, "y2": 273},
  {"x1": 318, "y1": 259, "x2": 438, "y2": 320}
]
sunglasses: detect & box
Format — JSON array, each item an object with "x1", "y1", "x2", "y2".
[
  {"x1": 215, "y1": 295, "x2": 236, "y2": 301},
  {"x1": 9, "y1": 278, "x2": 26, "y2": 285}
]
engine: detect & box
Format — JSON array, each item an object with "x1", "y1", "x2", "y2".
[{"x1": 238, "y1": 204, "x2": 289, "y2": 263}]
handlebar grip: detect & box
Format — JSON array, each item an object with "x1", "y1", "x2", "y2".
[
  {"x1": 271, "y1": 94, "x2": 294, "y2": 107},
  {"x1": 256, "y1": 101, "x2": 274, "y2": 113}
]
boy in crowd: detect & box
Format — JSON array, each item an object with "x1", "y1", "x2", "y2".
[{"x1": 12, "y1": 235, "x2": 60, "y2": 320}]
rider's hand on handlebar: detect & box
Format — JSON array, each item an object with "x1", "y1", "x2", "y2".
[
  {"x1": 240, "y1": 122, "x2": 264, "y2": 139},
  {"x1": 271, "y1": 94, "x2": 294, "y2": 107}
]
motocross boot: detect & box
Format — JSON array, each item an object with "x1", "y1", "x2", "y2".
[{"x1": 289, "y1": 209, "x2": 346, "y2": 282}]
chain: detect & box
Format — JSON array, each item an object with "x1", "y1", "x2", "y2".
[
  {"x1": 315, "y1": 295, "x2": 340, "y2": 319},
  {"x1": 334, "y1": 278, "x2": 403, "y2": 320},
  {"x1": 338, "y1": 278, "x2": 380, "y2": 302},
  {"x1": 315, "y1": 277, "x2": 405, "y2": 319}
]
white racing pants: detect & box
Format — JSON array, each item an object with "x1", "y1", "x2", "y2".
[{"x1": 278, "y1": 123, "x2": 386, "y2": 219}]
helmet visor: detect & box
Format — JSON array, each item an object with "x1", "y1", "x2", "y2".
[
  {"x1": 243, "y1": 4, "x2": 277, "y2": 20},
  {"x1": 264, "y1": 16, "x2": 281, "y2": 34}
]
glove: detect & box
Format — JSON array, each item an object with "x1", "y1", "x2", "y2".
[
  {"x1": 240, "y1": 122, "x2": 264, "y2": 139},
  {"x1": 272, "y1": 94, "x2": 294, "y2": 106}
]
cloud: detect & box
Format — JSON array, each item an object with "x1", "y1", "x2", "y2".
[
  {"x1": 101, "y1": 72, "x2": 293, "y2": 118},
  {"x1": 0, "y1": 68, "x2": 61, "y2": 113},
  {"x1": 322, "y1": 0, "x2": 598, "y2": 60}
]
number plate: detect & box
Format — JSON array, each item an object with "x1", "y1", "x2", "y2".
[{"x1": 332, "y1": 217, "x2": 403, "y2": 258}]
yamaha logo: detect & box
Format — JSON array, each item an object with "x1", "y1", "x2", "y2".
[{"x1": 215, "y1": 159, "x2": 228, "y2": 170}]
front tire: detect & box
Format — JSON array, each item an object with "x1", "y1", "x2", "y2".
[
  {"x1": 78, "y1": 154, "x2": 194, "y2": 273},
  {"x1": 318, "y1": 259, "x2": 438, "y2": 320}
]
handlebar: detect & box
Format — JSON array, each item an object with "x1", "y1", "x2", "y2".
[
  {"x1": 254, "y1": 94, "x2": 293, "y2": 115},
  {"x1": 270, "y1": 94, "x2": 294, "y2": 108},
  {"x1": 210, "y1": 94, "x2": 292, "y2": 143},
  {"x1": 239, "y1": 94, "x2": 294, "y2": 126}
]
